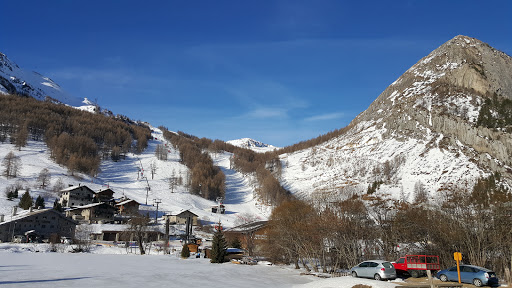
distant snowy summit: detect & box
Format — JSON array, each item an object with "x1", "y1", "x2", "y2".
[
  {"x1": 227, "y1": 138, "x2": 279, "y2": 153},
  {"x1": 0, "y1": 52, "x2": 84, "y2": 107}
]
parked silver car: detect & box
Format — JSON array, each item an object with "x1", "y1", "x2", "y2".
[{"x1": 351, "y1": 260, "x2": 397, "y2": 280}]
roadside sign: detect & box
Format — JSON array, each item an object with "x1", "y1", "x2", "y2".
[{"x1": 454, "y1": 252, "x2": 462, "y2": 283}]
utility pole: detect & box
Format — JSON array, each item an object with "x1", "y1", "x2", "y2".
[
  {"x1": 165, "y1": 217, "x2": 170, "y2": 254},
  {"x1": 153, "y1": 199, "x2": 161, "y2": 224},
  {"x1": 142, "y1": 176, "x2": 151, "y2": 205}
]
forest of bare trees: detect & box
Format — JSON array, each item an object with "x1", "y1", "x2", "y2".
[
  {"x1": 263, "y1": 173, "x2": 512, "y2": 278},
  {"x1": 0, "y1": 94, "x2": 152, "y2": 176},
  {"x1": 160, "y1": 128, "x2": 291, "y2": 206},
  {"x1": 160, "y1": 128, "x2": 225, "y2": 201}
]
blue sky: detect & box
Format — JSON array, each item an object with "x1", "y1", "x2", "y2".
[{"x1": 1, "y1": 1, "x2": 511, "y2": 147}]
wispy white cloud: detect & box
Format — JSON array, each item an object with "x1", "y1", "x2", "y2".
[
  {"x1": 245, "y1": 107, "x2": 288, "y2": 119},
  {"x1": 304, "y1": 112, "x2": 345, "y2": 122}
]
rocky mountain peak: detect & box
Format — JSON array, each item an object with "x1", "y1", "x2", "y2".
[
  {"x1": 0, "y1": 51, "x2": 83, "y2": 106},
  {"x1": 281, "y1": 35, "x2": 512, "y2": 201},
  {"x1": 227, "y1": 138, "x2": 278, "y2": 153}
]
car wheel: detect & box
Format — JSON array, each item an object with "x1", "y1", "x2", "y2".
[
  {"x1": 473, "y1": 279, "x2": 483, "y2": 287},
  {"x1": 374, "y1": 274, "x2": 382, "y2": 281},
  {"x1": 352, "y1": 271, "x2": 358, "y2": 278},
  {"x1": 409, "y1": 270, "x2": 419, "y2": 278},
  {"x1": 439, "y1": 274, "x2": 448, "y2": 282}
]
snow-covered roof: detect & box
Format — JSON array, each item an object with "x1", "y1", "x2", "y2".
[
  {"x1": 116, "y1": 199, "x2": 139, "y2": 206},
  {"x1": 225, "y1": 221, "x2": 268, "y2": 233},
  {"x1": 0, "y1": 208, "x2": 76, "y2": 226},
  {"x1": 60, "y1": 185, "x2": 94, "y2": 193},
  {"x1": 68, "y1": 202, "x2": 112, "y2": 211},
  {"x1": 165, "y1": 208, "x2": 197, "y2": 217},
  {"x1": 97, "y1": 188, "x2": 114, "y2": 194}
]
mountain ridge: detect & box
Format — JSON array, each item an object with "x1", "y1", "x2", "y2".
[
  {"x1": 227, "y1": 138, "x2": 279, "y2": 153},
  {"x1": 280, "y1": 35, "x2": 512, "y2": 201},
  {"x1": 0, "y1": 52, "x2": 84, "y2": 107}
]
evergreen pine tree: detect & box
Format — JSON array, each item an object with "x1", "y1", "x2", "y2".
[
  {"x1": 181, "y1": 244, "x2": 190, "y2": 258},
  {"x1": 210, "y1": 227, "x2": 227, "y2": 263},
  {"x1": 53, "y1": 199, "x2": 63, "y2": 212},
  {"x1": 19, "y1": 190, "x2": 33, "y2": 210},
  {"x1": 230, "y1": 237, "x2": 242, "y2": 249},
  {"x1": 35, "y1": 195, "x2": 45, "y2": 208}
]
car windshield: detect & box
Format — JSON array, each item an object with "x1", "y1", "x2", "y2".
[{"x1": 382, "y1": 262, "x2": 394, "y2": 268}]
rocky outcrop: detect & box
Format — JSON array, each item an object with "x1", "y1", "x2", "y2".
[{"x1": 281, "y1": 35, "x2": 512, "y2": 199}]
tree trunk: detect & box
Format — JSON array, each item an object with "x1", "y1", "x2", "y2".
[{"x1": 138, "y1": 238, "x2": 145, "y2": 255}]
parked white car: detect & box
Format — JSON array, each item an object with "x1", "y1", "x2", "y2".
[{"x1": 61, "y1": 237, "x2": 73, "y2": 244}]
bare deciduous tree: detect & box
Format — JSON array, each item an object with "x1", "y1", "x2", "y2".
[
  {"x1": 149, "y1": 161, "x2": 157, "y2": 180},
  {"x1": 2, "y1": 151, "x2": 21, "y2": 178},
  {"x1": 155, "y1": 144, "x2": 168, "y2": 160},
  {"x1": 124, "y1": 215, "x2": 151, "y2": 255},
  {"x1": 37, "y1": 168, "x2": 51, "y2": 189}
]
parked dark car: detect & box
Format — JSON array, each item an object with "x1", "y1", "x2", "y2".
[
  {"x1": 437, "y1": 265, "x2": 499, "y2": 287},
  {"x1": 351, "y1": 260, "x2": 397, "y2": 280}
]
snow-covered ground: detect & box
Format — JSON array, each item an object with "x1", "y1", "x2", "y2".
[
  {"x1": 0, "y1": 52, "x2": 84, "y2": 106},
  {"x1": 227, "y1": 138, "x2": 279, "y2": 153},
  {"x1": 0, "y1": 126, "x2": 269, "y2": 229},
  {"x1": 0, "y1": 245, "x2": 403, "y2": 288}
]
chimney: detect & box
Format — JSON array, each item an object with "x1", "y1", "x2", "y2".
[
  {"x1": 0, "y1": 214, "x2": 4, "y2": 222},
  {"x1": 11, "y1": 206, "x2": 17, "y2": 216}
]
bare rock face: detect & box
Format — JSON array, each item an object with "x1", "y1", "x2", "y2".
[
  {"x1": 355, "y1": 36, "x2": 512, "y2": 170},
  {"x1": 282, "y1": 35, "x2": 512, "y2": 200}
]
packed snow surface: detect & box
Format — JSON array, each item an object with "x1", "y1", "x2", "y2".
[
  {"x1": 0, "y1": 245, "x2": 404, "y2": 288},
  {"x1": 0, "y1": 248, "x2": 311, "y2": 288}
]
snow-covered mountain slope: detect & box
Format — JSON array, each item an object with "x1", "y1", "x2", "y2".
[
  {"x1": 0, "y1": 52, "x2": 84, "y2": 107},
  {"x1": 227, "y1": 138, "x2": 279, "y2": 153},
  {"x1": 0, "y1": 127, "x2": 269, "y2": 228},
  {"x1": 280, "y1": 35, "x2": 512, "y2": 202}
]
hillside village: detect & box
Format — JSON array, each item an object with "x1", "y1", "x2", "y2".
[{"x1": 0, "y1": 182, "x2": 225, "y2": 248}]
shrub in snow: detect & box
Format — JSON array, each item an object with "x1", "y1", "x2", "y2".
[{"x1": 181, "y1": 244, "x2": 190, "y2": 259}]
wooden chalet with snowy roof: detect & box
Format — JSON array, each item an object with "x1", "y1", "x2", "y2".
[
  {"x1": 65, "y1": 202, "x2": 117, "y2": 224},
  {"x1": 224, "y1": 220, "x2": 268, "y2": 256},
  {"x1": 95, "y1": 188, "x2": 115, "y2": 203},
  {"x1": 163, "y1": 209, "x2": 198, "y2": 225},
  {"x1": 59, "y1": 184, "x2": 96, "y2": 208},
  {"x1": 0, "y1": 207, "x2": 77, "y2": 243},
  {"x1": 115, "y1": 198, "x2": 140, "y2": 216}
]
